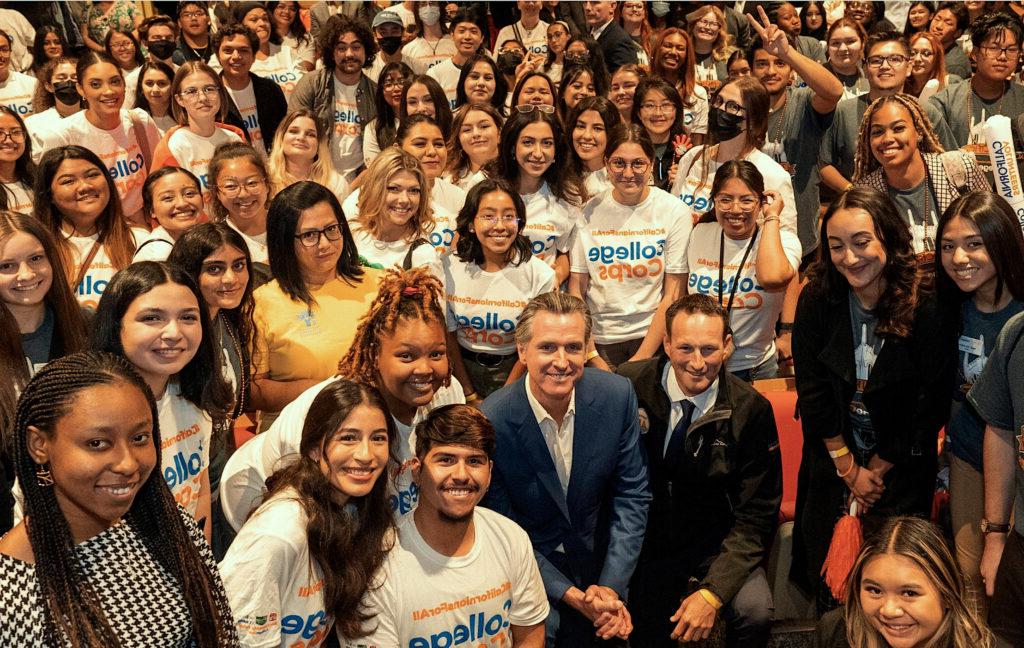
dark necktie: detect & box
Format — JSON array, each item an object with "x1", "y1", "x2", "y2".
[{"x1": 664, "y1": 399, "x2": 696, "y2": 465}]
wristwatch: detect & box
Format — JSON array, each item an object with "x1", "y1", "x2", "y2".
[{"x1": 980, "y1": 519, "x2": 1011, "y2": 534}]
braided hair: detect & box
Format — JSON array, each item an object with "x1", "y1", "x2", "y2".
[
  {"x1": 13, "y1": 352, "x2": 236, "y2": 647},
  {"x1": 336, "y1": 267, "x2": 447, "y2": 387},
  {"x1": 853, "y1": 93, "x2": 945, "y2": 181}
]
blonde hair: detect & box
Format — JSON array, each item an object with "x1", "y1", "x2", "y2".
[
  {"x1": 689, "y1": 5, "x2": 734, "y2": 61},
  {"x1": 355, "y1": 147, "x2": 434, "y2": 242},
  {"x1": 853, "y1": 93, "x2": 944, "y2": 180},
  {"x1": 267, "y1": 109, "x2": 340, "y2": 194}
]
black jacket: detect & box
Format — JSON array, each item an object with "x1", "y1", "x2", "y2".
[
  {"x1": 790, "y1": 284, "x2": 954, "y2": 591},
  {"x1": 617, "y1": 355, "x2": 782, "y2": 605},
  {"x1": 594, "y1": 20, "x2": 639, "y2": 73},
  {"x1": 222, "y1": 73, "x2": 288, "y2": 154}
]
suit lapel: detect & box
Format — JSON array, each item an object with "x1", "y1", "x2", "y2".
[
  {"x1": 514, "y1": 382, "x2": 571, "y2": 522},
  {"x1": 567, "y1": 376, "x2": 601, "y2": 511}
]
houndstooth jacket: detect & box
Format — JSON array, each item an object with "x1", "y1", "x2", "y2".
[{"x1": 855, "y1": 151, "x2": 991, "y2": 215}]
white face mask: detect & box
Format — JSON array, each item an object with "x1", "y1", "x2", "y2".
[{"x1": 418, "y1": 6, "x2": 441, "y2": 26}]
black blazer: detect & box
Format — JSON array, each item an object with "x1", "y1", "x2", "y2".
[
  {"x1": 223, "y1": 73, "x2": 288, "y2": 154},
  {"x1": 594, "y1": 20, "x2": 638, "y2": 73},
  {"x1": 790, "y1": 283, "x2": 954, "y2": 591}
]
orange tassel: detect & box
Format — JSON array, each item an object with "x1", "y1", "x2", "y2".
[{"x1": 821, "y1": 501, "x2": 863, "y2": 602}]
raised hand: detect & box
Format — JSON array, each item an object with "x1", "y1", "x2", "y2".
[{"x1": 747, "y1": 5, "x2": 790, "y2": 59}]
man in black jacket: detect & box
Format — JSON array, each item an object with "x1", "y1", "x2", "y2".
[
  {"x1": 582, "y1": 1, "x2": 638, "y2": 72},
  {"x1": 215, "y1": 25, "x2": 287, "y2": 156},
  {"x1": 617, "y1": 294, "x2": 781, "y2": 648}
]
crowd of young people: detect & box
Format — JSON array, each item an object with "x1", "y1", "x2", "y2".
[{"x1": 1, "y1": 1, "x2": 1023, "y2": 648}]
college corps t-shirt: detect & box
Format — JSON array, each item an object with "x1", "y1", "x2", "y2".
[
  {"x1": 571, "y1": 187, "x2": 692, "y2": 344},
  {"x1": 66, "y1": 229, "x2": 145, "y2": 309},
  {"x1": 521, "y1": 182, "x2": 579, "y2": 269},
  {"x1": 344, "y1": 185, "x2": 460, "y2": 256},
  {"x1": 158, "y1": 383, "x2": 212, "y2": 520},
  {"x1": 0, "y1": 70, "x2": 35, "y2": 117},
  {"x1": 155, "y1": 125, "x2": 244, "y2": 204},
  {"x1": 225, "y1": 80, "x2": 267, "y2": 156},
  {"x1": 348, "y1": 507, "x2": 549, "y2": 647},
  {"x1": 221, "y1": 488, "x2": 332, "y2": 648},
  {"x1": 331, "y1": 81, "x2": 363, "y2": 177}
]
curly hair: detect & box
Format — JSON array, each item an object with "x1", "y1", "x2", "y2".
[
  {"x1": 336, "y1": 266, "x2": 448, "y2": 387},
  {"x1": 688, "y1": 5, "x2": 734, "y2": 61},
  {"x1": 809, "y1": 185, "x2": 922, "y2": 338},
  {"x1": 31, "y1": 56, "x2": 78, "y2": 113},
  {"x1": 853, "y1": 93, "x2": 944, "y2": 180},
  {"x1": 355, "y1": 147, "x2": 435, "y2": 243},
  {"x1": 318, "y1": 13, "x2": 377, "y2": 71}
]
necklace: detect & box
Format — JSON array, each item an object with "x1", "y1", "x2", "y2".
[
  {"x1": 768, "y1": 92, "x2": 788, "y2": 144},
  {"x1": 218, "y1": 311, "x2": 247, "y2": 420},
  {"x1": 966, "y1": 80, "x2": 1008, "y2": 131}
]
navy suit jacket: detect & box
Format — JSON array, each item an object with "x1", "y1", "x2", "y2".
[
  {"x1": 481, "y1": 369, "x2": 651, "y2": 600},
  {"x1": 594, "y1": 20, "x2": 639, "y2": 73}
]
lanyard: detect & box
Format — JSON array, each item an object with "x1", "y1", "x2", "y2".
[{"x1": 718, "y1": 227, "x2": 759, "y2": 316}]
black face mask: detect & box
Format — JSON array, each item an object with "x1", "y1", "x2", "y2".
[
  {"x1": 497, "y1": 51, "x2": 524, "y2": 75},
  {"x1": 378, "y1": 36, "x2": 402, "y2": 55},
  {"x1": 148, "y1": 40, "x2": 177, "y2": 60},
  {"x1": 708, "y1": 106, "x2": 746, "y2": 141},
  {"x1": 53, "y1": 80, "x2": 81, "y2": 105}
]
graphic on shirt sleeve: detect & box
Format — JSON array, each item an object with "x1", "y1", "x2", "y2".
[
  {"x1": 958, "y1": 333, "x2": 987, "y2": 395},
  {"x1": 161, "y1": 423, "x2": 207, "y2": 517},
  {"x1": 849, "y1": 323, "x2": 878, "y2": 454}
]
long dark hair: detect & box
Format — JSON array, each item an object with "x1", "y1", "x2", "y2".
[
  {"x1": 103, "y1": 29, "x2": 145, "y2": 68},
  {"x1": 266, "y1": 181, "x2": 363, "y2": 306},
  {"x1": 267, "y1": 0, "x2": 311, "y2": 44},
  {"x1": 373, "y1": 61, "x2": 414, "y2": 150},
  {"x1": 400, "y1": 74, "x2": 453, "y2": 140},
  {"x1": 262, "y1": 379, "x2": 396, "y2": 640},
  {"x1": 454, "y1": 177, "x2": 532, "y2": 267},
  {"x1": 565, "y1": 35, "x2": 609, "y2": 88},
  {"x1": 0, "y1": 107, "x2": 35, "y2": 211},
  {"x1": 13, "y1": 351, "x2": 236, "y2": 647},
  {"x1": 557, "y1": 64, "x2": 607, "y2": 123},
  {"x1": 446, "y1": 103, "x2": 505, "y2": 184},
  {"x1": 34, "y1": 146, "x2": 137, "y2": 282},
  {"x1": 31, "y1": 26, "x2": 66, "y2": 76},
  {"x1": 89, "y1": 261, "x2": 231, "y2": 420},
  {"x1": 565, "y1": 96, "x2": 621, "y2": 185},
  {"x1": 486, "y1": 107, "x2": 585, "y2": 205},
  {"x1": 810, "y1": 186, "x2": 921, "y2": 338},
  {"x1": 934, "y1": 191, "x2": 1024, "y2": 310},
  {"x1": 168, "y1": 222, "x2": 257, "y2": 419},
  {"x1": 455, "y1": 52, "x2": 508, "y2": 114},
  {"x1": 631, "y1": 76, "x2": 687, "y2": 142},
  {"x1": 509, "y1": 70, "x2": 556, "y2": 109},
  {"x1": 132, "y1": 60, "x2": 175, "y2": 113},
  {"x1": 0, "y1": 212, "x2": 87, "y2": 455}
]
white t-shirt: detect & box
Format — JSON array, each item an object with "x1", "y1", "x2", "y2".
[
  {"x1": 445, "y1": 168, "x2": 487, "y2": 193},
  {"x1": 571, "y1": 187, "x2": 692, "y2": 344},
  {"x1": 282, "y1": 34, "x2": 316, "y2": 68},
  {"x1": 351, "y1": 228, "x2": 441, "y2": 273},
  {"x1": 426, "y1": 59, "x2": 462, "y2": 109},
  {"x1": 0, "y1": 180, "x2": 32, "y2": 214},
  {"x1": 161, "y1": 126, "x2": 243, "y2": 203},
  {"x1": 37, "y1": 109, "x2": 160, "y2": 219},
  {"x1": 444, "y1": 254, "x2": 556, "y2": 355},
  {"x1": 344, "y1": 185, "x2": 459, "y2": 256},
  {"x1": 211, "y1": 44, "x2": 300, "y2": 98},
  {"x1": 521, "y1": 182, "x2": 579, "y2": 269},
  {"x1": 431, "y1": 176, "x2": 467, "y2": 215},
  {"x1": 495, "y1": 20, "x2": 550, "y2": 57},
  {"x1": 221, "y1": 489, "x2": 332, "y2": 648},
  {"x1": 226, "y1": 221, "x2": 268, "y2": 265},
  {"x1": 66, "y1": 228, "x2": 145, "y2": 310},
  {"x1": 151, "y1": 113, "x2": 177, "y2": 136},
  {"x1": 330, "y1": 80, "x2": 363, "y2": 178},
  {"x1": 132, "y1": 226, "x2": 175, "y2": 262},
  {"x1": 158, "y1": 383, "x2": 212, "y2": 521},
  {"x1": 391, "y1": 3, "x2": 416, "y2": 29},
  {"x1": 0, "y1": 70, "x2": 36, "y2": 117},
  {"x1": 672, "y1": 145, "x2": 800, "y2": 245},
  {"x1": 350, "y1": 507, "x2": 549, "y2": 646},
  {"x1": 401, "y1": 36, "x2": 457, "y2": 75},
  {"x1": 218, "y1": 376, "x2": 465, "y2": 531},
  {"x1": 24, "y1": 107, "x2": 68, "y2": 153},
  {"x1": 584, "y1": 168, "x2": 612, "y2": 200},
  {"x1": 683, "y1": 222, "x2": 801, "y2": 370},
  {"x1": 684, "y1": 85, "x2": 710, "y2": 136},
  {"x1": 225, "y1": 80, "x2": 267, "y2": 157},
  {"x1": 364, "y1": 53, "x2": 388, "y2": 84},
  {"x1": 123, "y1": 66, "x2": 141, "y2": 110}
]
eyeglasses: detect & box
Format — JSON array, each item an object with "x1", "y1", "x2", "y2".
[
  {"x1": 110, "y1": 41, "x2": 135, "y2": 51},
  {"x1": 180, "y1": 10, "x2": 205, "y2": 19},
  {"x1": 608, "y1": 158, "x2": 651, "y2": 174},
  {"x1": 697, "y1": 19, "x2": 721, "y2": 29},
  {"x1": 476, "y1": 213, "x2": 519, "y2": 224},
  {"x1": 866, "y1": 54, "x2": 908, "y2": 68},
  {"x1": 980, "y1": 44, "x2": 1021, "y2": 59},
  {"x1": 0, "y1": 128, "x2": 25, "y2": 142},
  {"x1": 710, "y1": 96, "x2": 747, "y2": 116},
  {"x1": 217, "y1": 177, "x2": 265, "y2": 196},
  {"x1": 715, "y1": 195, "x2": 759, "y2": 211},
  {"x1": 383, "y1": 78, "x2": 407, "y2": 90},
  {"x1": 0, "y1": 47, "x2": 11, "y2": 55},
  {"x1": 295, "y1": 223, "x2": 343, "y2": 247},
  {"x1": 516, "y1": 104, "x2": 555, "y2": 114},
  {"x1": 178, "y1": 85, "x2": 220, "y2": 99},
  {"x1": 640, "y1": 102, "x2": 675, "y2": 114}
]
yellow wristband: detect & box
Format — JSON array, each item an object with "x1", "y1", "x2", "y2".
[
  {"x1": 828, "y1": 446, "x2": 850, "y2": 460},
  {"x1": 465, "y1": 392, "x2": 481, "y2": 403},
  {"x1": 586, "y1": 350, "x2": 600, "y2": 361},
  {"x1": 698, "y1": 588, "x2": 722, "y2": 610}
]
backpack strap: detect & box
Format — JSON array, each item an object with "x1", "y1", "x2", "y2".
[{"x1": 402, "y1": 238, "x2": 429, "y2": 270}]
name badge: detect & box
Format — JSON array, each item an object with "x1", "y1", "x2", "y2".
[{"x1": 959, "y1": 334, "x2": 985, "y2": 357}]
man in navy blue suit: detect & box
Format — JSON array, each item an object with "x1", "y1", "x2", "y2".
[
  {"x1": 481, "y1": 292, "x2": 651, "y2": 647},
  {"x1": 582, "y1": 1, "x2": 638, "y2": 73}
]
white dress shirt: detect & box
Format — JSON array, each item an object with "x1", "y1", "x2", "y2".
[
  {"x1": 590, "y1": 19, "x2": 613, "y2": 41},
  {"x1": 661, "y1": 362, "x2": 718, "y2": 456},
  {"x1": 526, "y1": 379, "x2": 576, "y2": 496}
]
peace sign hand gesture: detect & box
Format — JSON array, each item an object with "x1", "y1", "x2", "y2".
[{"x1": 747, "y1": 5, "x2": 791, "y2": 60}]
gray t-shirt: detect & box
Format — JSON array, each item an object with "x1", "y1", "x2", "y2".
[
  {"x1": 21, "y1": 306, "x2": 53, "y2": 376},
  {"x1": 764, "y1": 86, "x2": 833, "y2": 254},
  {"x1": 967, "y1": 310, "x2": 1024, "y2": 536},
  {"x1": 849, "y1": 292, "x2": 883, "y2": 458},
  {"x1": 887, "y1": 176, "x2": 941, "y2": 253},
  {"x1": 820, "y1": 93, "x2": 958, "y2": 184},
  {"x1": 944, "y1": 41, "x2": 972, "y2": 79}
]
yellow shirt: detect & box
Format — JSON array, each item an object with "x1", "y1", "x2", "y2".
[{"x1": 253, "y1": 269, "x2": 382, "y2": 382}]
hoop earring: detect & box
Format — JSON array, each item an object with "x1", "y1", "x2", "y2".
[{"x1": 36, "y1": 463, "x2": 54, "y2": 487}]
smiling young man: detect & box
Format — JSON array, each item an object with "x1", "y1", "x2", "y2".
[
  {"x1": 174, "y1": 1, "x2": 213, "y2": 64},
  {"x1": 481, "y1": 291, "x2": 651, "y2": 647},
  {"x1": 351, "y1": 405, "x2": 548, "y2": 648},
  {"x1": 928, "y1": 12, "x2": 1024, "y2": 177},
  {"x1": 617, "y1": 294, "x2": 781, "y2": 648},
  {"x1": 215, "y1": 24, "x2": 287, "y2": 157},
  {"x1": 582, "y1": 0, "x2": 637, "y2": 72},
  {"x1": 428, "y1": 5, "x2": 488, "y2": 107}
]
